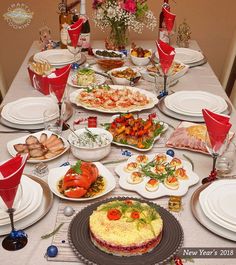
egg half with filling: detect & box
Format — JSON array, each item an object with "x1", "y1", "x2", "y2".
[
  {"x1": 164, "y1": 176, "x2": 179, "y2": 190},
  {"x1": 124, "y1": 162, "x2": 139, "y2": 172},
  {"x1": 174, "y1": 168, "x2": 189, "y2": 180},
  {"x1": 145, "y1": 179, "x2": 159, "y2": 192},
  {"x1": 127, "y1": 172, "x2": 143, "y2": 184}
]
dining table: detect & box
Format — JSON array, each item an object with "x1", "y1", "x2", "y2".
[{"x1": 0, "y1": 39, "x2": 236, "y2": 265}]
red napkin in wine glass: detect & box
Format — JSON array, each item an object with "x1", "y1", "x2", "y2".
[
  {"x1": 67, "y1": 18, "x2": 83, "y2": 48},
  {"x1": 47, "y1": 64, "x2": 71, "y2": 102},
  {"x1": 163, "y1": 7, "x2": 176, "y2": 33},
  {"x1": 0, "y1": 154, "x2": 28, "y2": 208},
  {"x1": 202, "y1": 109, "x2": 232, "y2": 152},
  {"x1": 156, "y1": 40, "x2": 175, "y2": 75}
]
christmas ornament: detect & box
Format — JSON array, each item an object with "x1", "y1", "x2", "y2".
[
  {"x1": 46, "y1": 245, "x2": 58, "y2": 258},
  {"x1": 63, "y1": 206, "x2": 75, "y2": 217},
  {"x1": 166, "y1": 149, "x2": 175, "y2": 157}
]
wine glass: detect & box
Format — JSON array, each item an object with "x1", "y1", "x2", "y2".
[
  {"x1": 0, "y1": 184, "x2": 28, "y2": 250},
  {"x1": 202, "y1": 131, "x2": 229, "y2": 184},
  {"x1": 67, "y1": 33, "x2": 82, "y2": 69},
  {"x1": 163, "y1": 7, "x2": 176, "y2": 45}
]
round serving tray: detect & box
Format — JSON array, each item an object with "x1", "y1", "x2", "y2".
[
  {"x1": 68, "y1": 196, "x2": 184, "y2": 265},
  {"x1": 157, "y1": 97, "x2": 232, "y2": 123}
]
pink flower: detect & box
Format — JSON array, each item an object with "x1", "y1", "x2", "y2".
[{"x1": 123, "y1": 0, "x2": 137, "y2": 14}]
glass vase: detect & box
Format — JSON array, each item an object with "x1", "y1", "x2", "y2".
[{"x1": 105, "y1": 23, "x2": 128, "y2": 51}]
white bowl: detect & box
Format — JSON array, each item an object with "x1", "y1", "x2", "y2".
[
  {"x1": 130, "y1": 49, "x2": 152, "y2": 66},
  {"x1": 107, "y1": 66, "x2": 141, "y2": 85},
  {"x1": 68, "y1": 128, "x2": 113, "y2": 162}
]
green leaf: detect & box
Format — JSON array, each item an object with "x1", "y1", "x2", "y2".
[{"x1": 71, "y1": 160, "x2": 82, "y2": 174}]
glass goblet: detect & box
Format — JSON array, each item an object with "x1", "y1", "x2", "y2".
[
  {"x1": 202, "y1": 131, "x2": 229, "y2": 184},
  {"x1": 0, "y1": 184, "x2": 28, "y2": 251},
  {"x1": 67, "y1": 34, "x2": 82, "y2": 69}
]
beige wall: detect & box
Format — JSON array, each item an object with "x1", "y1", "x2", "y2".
[{"x1": 0, "y1": 0, "x2": 236, "y2": 91}]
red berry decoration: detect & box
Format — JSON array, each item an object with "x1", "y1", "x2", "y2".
[
  {"x1": 131, "y1": 211, "x2": 140, "y2": 219},
  {"x1": 124, "y1": 200, "x2": 133, "y2": 205},
  {"x1": 174, "y1": 255, "x2": 183, "y2": 265},
  {"x1": 107, "y1": 209, "x2": 122, "y2": 220}
]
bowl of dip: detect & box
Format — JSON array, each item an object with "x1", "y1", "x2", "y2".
[{"x1": 68, "y1": 128, "x2": 113, "y2": 161}]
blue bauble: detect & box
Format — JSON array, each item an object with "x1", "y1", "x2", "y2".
[
  {"x1": 47, "y1": 245, "x2": 58, "y2": 257},
  {"x1": 166, "y1": 149, "x2": 175, "y2": 157}
]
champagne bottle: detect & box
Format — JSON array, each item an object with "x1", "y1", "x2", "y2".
[
  {"x1": 59, "y1": 0, "x2": 71, "y2": 49},
  {"x1": 79, "y1": 0, "x2": 91, "y2": 51},
  {"x1": 159, "y1": 0, "x2": 170, "y2": 43}
]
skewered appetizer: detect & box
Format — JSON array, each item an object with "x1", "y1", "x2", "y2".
[
  {"x1": 105, "y1": 113, "x2": 165, "y2": 150},
  {"x1": 89, "y1": 199, "x2": 163, "y2": 256},
  {"x1": 13, "y1": 133, "x2": 66, "y2": 160},
  {"x1": 58, "y1": 160, "x2": 106, "y2": 198}
]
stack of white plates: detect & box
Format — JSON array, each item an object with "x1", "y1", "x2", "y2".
[
  {"x1": 1, "y1": 97, "x2": 58, "y2": 126},
  {"x1": 0, "y1": 175, "x2": 43, "y2": 227},
  {"x1": 199, "y1": 180, "x2": 236, "y2": 238},
  {"x1": 33, "y1": 49, "x2": 81, "y2": 67},
  {"x1": 174, "y1": 48, "x2": 204, "y2": 65},
  {"x1": 164, "y1": 91, "x2": 228, "y2": 118}
]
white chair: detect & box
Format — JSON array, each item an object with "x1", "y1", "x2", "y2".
[
  {"x1": 220, "y1": 29, "x2": 236, "y2": 107},
  {"x1": 0, "y1": 64, "x2": 7, "y2": 101}
]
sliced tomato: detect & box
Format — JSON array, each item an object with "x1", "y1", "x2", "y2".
[
  {"x1": 64, "y1": 187, "x2": 87, "y2": 198},
  {"x1": 62, "y1": 175, "x2": 91, "y2": 190},
  {"x1": 80, "y1": 162, "x2": 99, "y2": 183}
]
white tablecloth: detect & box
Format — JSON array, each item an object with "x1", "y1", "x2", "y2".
[{"x1": 0, "y1": 40, "x2": 235, "y2": 265}]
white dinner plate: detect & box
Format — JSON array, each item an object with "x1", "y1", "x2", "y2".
[
  {"x1": 173, "y1": 48, "x2": 204, "y2": 64},
  {"x1": 47, "y1": 162, "x2": 116, "y2": 201},
  {"x1": 199, "y1": 180, "x2": 236, "y2": 231},
  {"x1": 0, "y1": 176, "x2": 33, "y2": 221},
  {"x1": 67, "y1": 73, "x2": 106, "y2": 88},
  {"x1": 0, "y1": 175, "x2": 43, "y2": 226},
  {"x1": 7, "y1": 130, "x2": 70, "y2": 163},
  {"x1": 115, "y1": 154, "x2": 199, "y2": 199},
  {"x1": 165, "y1": 91, "x2": 228, "y2": 117},
  {"x1": 0, "y1": 175, "x2": 53, "y2": 236},
  {"x1": 70, "y1": 85, "x2": 159, "y2": 113},
  {"x1": 34, "y1": 49, "x2": 81, "y2": 66},
  {"x1": 191, "y1": 183, "x2": 236, "y2": 242},
  {"x1": 1, "y1": 97, "x2": 58, "y2": 125}
]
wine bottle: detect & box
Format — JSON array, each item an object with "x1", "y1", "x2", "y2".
[
  {"x1": 159, "y1": 0, "x2": 170, "y2": 43},
  {"x1": 59, "y1": 0, "x2": 71, "y2": 49},
  {"x1": 79, "y1": 0, "x2": 91, "y2": 51}
]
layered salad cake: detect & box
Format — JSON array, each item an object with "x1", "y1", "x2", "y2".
[{"x1": 89, "y1": 199, "x2": 163, "y2": 256}]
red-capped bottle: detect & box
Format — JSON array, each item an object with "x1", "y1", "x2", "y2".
[{"x1": 159, "y1": 0, "x2": 170, "y2": 43}]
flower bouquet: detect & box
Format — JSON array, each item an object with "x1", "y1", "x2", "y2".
[{"x1": 93, "y1": 0, "x2": 157, "y2": 50}]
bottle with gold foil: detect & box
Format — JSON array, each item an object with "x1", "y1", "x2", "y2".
[{"x1": 59, "y1": 0, "x2": 71, "y2": 49}]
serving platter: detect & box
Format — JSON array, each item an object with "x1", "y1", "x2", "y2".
[
  {"x1": 47, "y1": 162, "x2": 116, "y2": 201},
  {"x1": 191, "y1": 182, "x2": 236, "y2": 242},
  {"x1": 70, "y1": 85, "x2": 158, "y2": 113},
  {"x1": 0, "y1": 174, "x2": 53, "y2": 236},
  {"x1": 93, "y1": 49, "x2": 125, "y2": 60},
  {"x1": 68, "y1": 197, "x2": 183, "y2": 265},
  {"x1": 7, "y1": 130, "x2": 70, "y2": 163},
  {"x1": 115, "y1": 154, "x2": 199, "y2": 199},
  {"x1": 68, "y1": 73, "x2": 106, "y2": 88},
  {"x1": 103, "y1": 114, "x2": 168, "y2": 152}
]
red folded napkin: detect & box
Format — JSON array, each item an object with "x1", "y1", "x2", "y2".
[
  {"x1": 67, "y1": 18, "x2": 83, "y2": 48},
  {"x1": 202, "y1": 109, "x2": 232, "y2": 152},
  {"x1": 156, "y1": 40, "x2": 175, "y2": 75},
  {"x1": 163, "y1": 7, "x2": 176, "y2": 33},
  {"x1": 0, "y1": 154, "x2": 28, "y2": 208},
  {"x1": 47, "y1": 64, "x2": 71, "y2": 102}
]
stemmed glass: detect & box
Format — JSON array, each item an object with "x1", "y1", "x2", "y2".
[
  {"x1": 163, "y1": 7, "x2": 176, "y2": 44},
  {"x1": 202, "y1": 131, "x2": 229, "y2": 184},
  {"x1": 156, "y1": 41, "x2": 175, "y2": 98},
  {"x1": 67, "y1": 34, "x2": 83, "y2": 69},
  {"x1": 0, "y1": 184, "x2": 28, "y2": 250}
]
